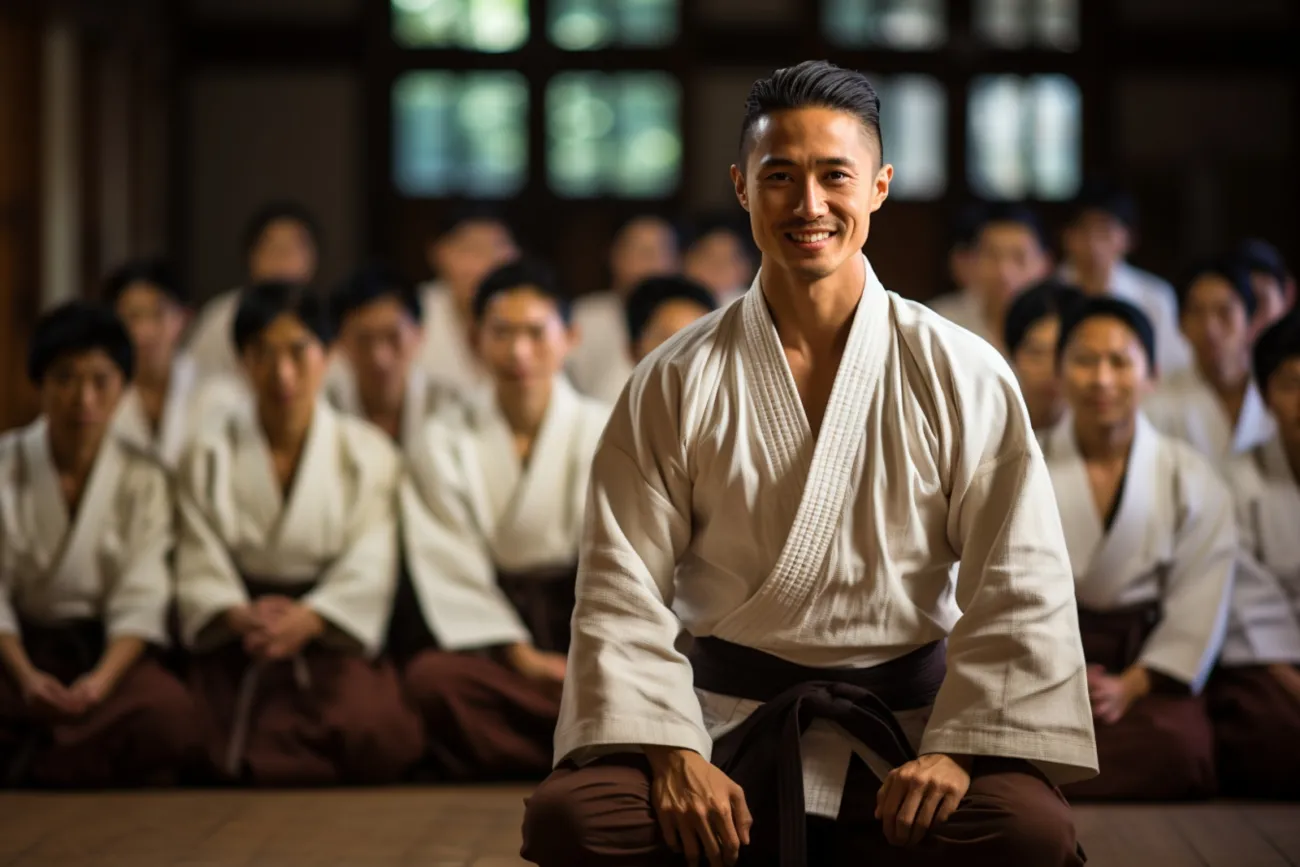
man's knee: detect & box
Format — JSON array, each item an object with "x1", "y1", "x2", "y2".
[
  {"x1": 521, "y1": 757, "x2": 661, "y2": 866},
  {"x1": 950, "y1": 761, "x2": 1082, "y2": 867}
]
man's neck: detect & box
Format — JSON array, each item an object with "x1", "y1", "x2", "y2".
[
  {"x1": 1075, "y1": 416, "x2": 1136, "y2": 462},
  {"x1": 48, "y1": 425, "x2": 103, "y2": 479},
  {"x1": 1199, "y1": 357, "x2": 1250, "y2": 405},
  {"x1": 135, "y1": 363, "x2": 172, "y2": 395},
  {"x1": 760, "y1": 256, "x2": 864, "y2": 353},
  {"x1": 1074, "y1": 261, "x2": 1117, "y2": 297},
  {"x1": 360, "y1": 380, "x2": 406, "y2": 428},
  {"x1": 498, "y1": 381, "x2": 553, "y2": 438},
  {"x1": 260, "y1": 406, "x2": 313, "y2": 453}
]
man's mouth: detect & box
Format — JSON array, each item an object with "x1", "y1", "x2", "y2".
[{"x1": 786, "y1": 230, "x2": 835, "y2": 243}]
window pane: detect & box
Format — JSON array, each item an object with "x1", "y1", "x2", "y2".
[
  {"x1": 547, "y1": 72, "x2": 680, "y2": 198},
  {"x1": 967, "y1": 74, "x2": 1081, "y2": 201},
  {"x1": 393, "y1": 71, "x2": 529, "y2": 197},
  {"x1": 549, "y1": 0, "x2": 678, "y2": 50},
  {"x1": 875, "y1": 74, "x2": 946, "y2": 200},
  {"x1": 823, "y1": 0, "x2": 946, "y2": 49},
  {"x1": 974, "y1": 0, "x2": 1078, "y2": 50},
  {"x1": 392, "y1": 0, "x2": 529, "y2": 52}
]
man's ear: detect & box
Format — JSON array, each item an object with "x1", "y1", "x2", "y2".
[{"x1": 730, "y1": 164, "x2": 749, "y2": 213}]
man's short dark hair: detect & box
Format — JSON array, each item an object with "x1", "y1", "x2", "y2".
[
  {"x1": 473, "y1": 257, "x2": 571, "y2": 325},
  {"x1": 977, "y1": 202, "x2": 1050, "y2": 252},
  {"x1": 232, "y1": 281, "x2": 334, "y2": 353},
  {"x1": 103, "y1": 258, "x2": 188, "y2": 308},
  {"x1": 1254, "y1": 308, "x2": 1300, "y2": 391},
  {"x1": 1004, "y1": 278, "x2": 1084, "y2": 357},
  {"x1": 625, "y1": 276, "x2": 719, "y2": 345},
  {"x1": 242, "y1": 201, "x2": 321, "y2": 261},
  {"x1": 1057, "y1": 296, "x2": 1157, "y2": 372},
  {"x1": 332, "y1": 262, "x2": 421, "y2": 332},
  {"x1": 28, "y1": 301, "x2": 134, "y2": 384},
  {"x1": 738, "y1": 60, "x2": 882, "y2": 166},
  {"x1": 1068, "y1": 179, "x2": 1138, "y2": 230},
  {"x1": 1177, "y1": 258, "x2": 1257, "y2": 319}
]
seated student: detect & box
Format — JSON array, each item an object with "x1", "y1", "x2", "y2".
[
  {"x1": 1236, "y1": 238, "x2": 1295, "y2": 335},
  {"x1": 400, "y1": 258, "x2": 610, "y2": 780},
  {"x1": 682, "y1": 212, "x2": 757, "y2": 306},
  {"x1": 568, "y1": 214, "x2": 681, "y2": 403},
  {"x1": 417, "y1": 206, "x2": 519, "y2": 396},
  {"x1": 1146, "y1": 258, "x2": 1275, "y2": 461},
  {"x1": 106, "y1": 258, "x2": 243, "y2": 469},
  {"x1": 175, "y1": 283, "x2": 423, "y2": 786},
  {"x1": 326, "y1": 262, "x2": 463, "y2": 449},
  {"x1": 624, "y1": 274, "x2": 719, "y2": 364},
  {"x1": 1042, "y1": 297, "x2": 1235, "y2": 800},
  {"x1": 0, "y1": 302, "x2": 199, "y2": 787},
  {"x1": 1004, "y1": 278, "x2": 1085, "y2": 432},
  {"x1": 186, "y1": 202, "x2": 321, "y2": 382},
  {"x1": 929, "y1": 202, "x2": 1052, "y2": 356},
  {"x1": 1059, "y1": 180, "x2": 1193, "y2": 377},
  {"x1": 1207, "y1": 310, "x2": 1300, "y2": 798}
]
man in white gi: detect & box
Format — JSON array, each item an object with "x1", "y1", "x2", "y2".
[
  {"x1": 1003, "y1": 278, "x2": 1085, "y2": 433},
  {"x1": 1146, "y1": 258, "x2": 1274, "y2": 460},
  {"x1": 522, "y1": 60, "x2": 1096, "y2": 867},
  {"x1": 1207, "y1": 309, "x2": 1300, "y2": 797}
]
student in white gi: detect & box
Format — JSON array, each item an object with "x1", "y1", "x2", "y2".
[
  {"x1": 568, "y1": 214, "x2": 681, "y2": 403},
  {"x1": 1207, "y1": 310, "x2": 1300, "y2": 797},
  {"x1": 1236, "y1": 238, "x2": 1294, "y2": 336},
  {"x1": 1003, "y1": 278, "x2": 1085, "y2": 433},
  {"x1": 1059, "y1": 181, "x2": 1192, "y2": 377},
  {"x1": 523, "y1": 60, "x2": 1095, "y2": 867},
  {"x1": 1042, "y1": 297, "x2": 1234, "y2": 801},
  {"x1": 401, "y1": 258, "x2": 610, "y2": 780},
  {"x1": 683, "y1": 213, "x2": 757, "y2": 307},
  {"x1": 929, "y1": 203, "x2": 1053, "y2": 357},
  {"x1": 624, "y1": 275, "x2": 720, "y2": 365},
  {"x1": 0, "y1": 302, "x2": 199, "y2": 787},
  {"x1": 1146, "y1": 258, "x2": 1275, "y2": 461}
]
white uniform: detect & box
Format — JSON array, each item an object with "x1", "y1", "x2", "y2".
[
  {"x1": 111, "y1": 355, "x2": 249, "y2": 471},
  {"x1": 557, "y1": 257, "x2": 1098, "y2": 818},
  {"x1": 1059, "y1": 262, "x2": 1193, "y2": 377},
  {"x1": 1220, "y1": 436, "x2": 1300, "y2": 666},
  {"x1": 1144, "y1": 368, "x2": 1275, "y2": 462},
  {"x1": 928, "y1": 290, "x2": 1003, "y2": 354},
  {"x1": 0, "y1": 420, "x2": 171, "y2": 645},
  {"x1": 416, "y1": 281, "x2": 492, "y2": 396},
  {"x1": 324, "y1": 359, "x2": 466, "y2": 459},
  {"x1": 567, "y1": 292, "x2": 636, "y2": 405},
  {"x1": 186, "y1": 289, "x2": 243, "y2": 382},
  {"x1": 174, "y1": 402, "x2": 401, "y2": 657},
  {"x1": 1041, "y1": 413, "x2": 1236, "y2": 692},
  {"x1": 402, "y1": 376, "x2": 608, "y2": 650}
]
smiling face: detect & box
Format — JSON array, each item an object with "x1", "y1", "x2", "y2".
[
  {"x1": 730, "y1": 107, "x2": 891, "y2": 286},
  {"x1": 1062, "y1": 315, "x2": 1153, "y2": 430}
]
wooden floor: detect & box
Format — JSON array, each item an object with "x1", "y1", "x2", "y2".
[{"x1": 0, "y1": 787, "x2": 1297, "y2": 866}]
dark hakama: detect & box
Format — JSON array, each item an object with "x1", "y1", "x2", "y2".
[
  {"x1": 401, "y1": 565, "x2": 574, "y2": 781},
  {"x1": 0, "y1": 620, "x2": 201, "y2": 787},
  {"x1": 521, "y1": 638, "x2": 1084, "y2": 867},
  {"x1": 1061, "y1": 603, "x2": 1217, "y2": 801},
  {"x1": 188, "y1": 580, "x2": 424, "y2": 786},
  {"x1": 1206, "y1": 663, "x2": 1300, "y2": 798}
]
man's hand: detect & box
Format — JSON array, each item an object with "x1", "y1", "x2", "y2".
[
  {"x1": 1089, "y1": 664, "x2": 1149, "y2": 724},
  {"x1": 256, "y1": 602, "x2": 325, "y2": 661},
  {"x1": 1268, "y1": 662, "x2": 1300, "y2": 705},
  {"x1": 21, "y1": 669, "x2": 79, "y2": 718},
  {"x1": 644, "y1": 746, "x2": 751, "y2": 867},
  {"x1": 504, "y1": 643, "x2": 567, "y2": 700},
  {"x1": 225, "y1": 604, "x2": 261, "y2": 636},
  {"x1": 66, "y1": 669, "x2": 114, "y2": 715},
  {"x1": 875, "y1": 753, "x2": 971, "y2": 847}
]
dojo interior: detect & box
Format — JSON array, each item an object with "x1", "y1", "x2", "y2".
[{"x1": 2, "y1": 0, "x2": 1299, "y2": 865}]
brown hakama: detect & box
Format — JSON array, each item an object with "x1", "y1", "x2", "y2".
[
  {"x1": 188, "y1": 580, "x2": 424, "y2": 786},
  {"x1": 1206, "y1": 663, "x2": 1300, "y2": 798},
  {"x1": 401, "y1": 565, "x2": 574, "y2": 781},
  {"x1": 521, "y1": 637, "x2": 1084, "y2": 867},
  {"x1": 0, "y1": 620, "x2": 201, "y2": 787},
  {"x1": 1061, "y1": 603, "x2": 1217, "y2": 801}
]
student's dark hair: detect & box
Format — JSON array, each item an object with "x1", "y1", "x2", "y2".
[
  {"x1": 437, "y1": 202, "x2": 513, "y2": 239},
  {"x1": 232, "y1": 281, "x2": 334, "y2": 353},
  {"x1": 1235, "y1": 238, "x2": 1289, "y2": 286},
  {"x1": 27, "y1": 300, "x2": 134, "y2": 384},
  {"x1": 1056, "y1": 296, "x2": 1157, "y2": 372},
  {"x1": 950, "y1": 200, "x2": 988, "y2": 251},
  {"x1": 685, "y1": 211, "x2": 757, "y2": 259},
  {"x1": 625, "y1": 276, "x2": 719, "y2": 345},
  {"x1": 1176, "y1": 257, "x2": 1257, "y2": 319},
  {"x1": 1004, "y1": 278, "x2": 1085, "y2": 356},
  {"x1": 739, "y1": 60, "x2": 882, "y2": 165},
  {"x1": 977, "y1": 202, "x2": 1049, "y2": 252},
  {"x1": 613, "y1": 212, "x2": 683, "y2": 249},
  {"x1": 472, "y1": 257, "x2": 570, "y2": 325},
  {"x1": 332, "y1": 261, "x2": 421, "y2": 331},
  {"x1": 1068, "y1": 178, "x2": 1138, "y2": 230},
  {"x1": 103, "y1": 257, "x2": 187, "y2": 308},
  {"x1": 242, "y1": 201, "x2": 321, "y2": 260},
  {"x1": 1253, "y1": 308, "x2": 1300, "y2": 392}
]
